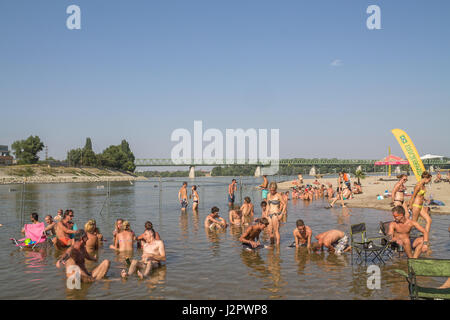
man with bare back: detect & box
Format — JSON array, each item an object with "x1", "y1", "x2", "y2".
[
  {"x1": 239, "y1": 218, "x2": 269, "y2": 250},
  {"x1": 56, "y1": 230, "x2": 110, "y2": 283},
  {"x1": 312, "y1": 229, "x2": 351, "y2": 254}
]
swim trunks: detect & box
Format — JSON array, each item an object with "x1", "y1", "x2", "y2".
[
  {"x1": 332, "y1": 235, "x2": 349, "y2": 254},
  {"x1": 57, "y1": 237, "x2": 71, "y2": 247},
  {"x1": 181, "y1": 199, "x2": 188, "y2": 209},
  {"x1": 262, "y1": 189, "x2": 269, "y2": 200},
  {"x1": 228, "y1": 194, "x2": 235, "y2": 203}
]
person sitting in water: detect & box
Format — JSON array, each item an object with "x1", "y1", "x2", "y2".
[
  {"x1": 84, "y1": 219, "x2": 101, "y2": 253},
  {"x1": 54, "y1": 211, "x2": 77, "y2": 249},
  {"x1": 137, "y1": 221, "x2": 161, "y2": 248},
  {"x1": 240, "y1": 197, "x2": 254, "y2": 225},
  {"x1": 122, "y1": 226, "x2": 166, "y2": 279},
  {"x1": 53, "y1": 209, "x2": 64, "y2": 222},
  {"x1": 204, "y1": 207, "x2": 227, "y2": 230},
  {"x1": 44, "y1": 215, "x2": 57, "y2": 237},
  {"x1": 229, "y1": 208, "x2": 243, "y2": 226},
  {"x1": 112, "y1": 218, "x2": 124, "y2": 244},
  {"x1": 293, "y1": 219, "x2": 312, "y2": 249},
  {"x1": 239, "y1": 218, "x2": 269, "y2": 250},
  {"x1": 56, "y1": 230, "x2": 110, "y2": 283},
  {"x1": 21, "y1": 212, "x2": 40, "y2": 234},
  {"x1": 260, "y1": 200, "x2": 268, "y2": 219},
  {"x1": 353, "y1": 182, "x2": 363, "y2": 194},
  {"x1": 387, "y1": 206, "x2": 429, "y2": 258},
  {"x1": 311, "y1": 229, "x2": 351, "y2": 254},
  {"x1": 110, "y1": 220, "x2": 135, "y2": 252}
]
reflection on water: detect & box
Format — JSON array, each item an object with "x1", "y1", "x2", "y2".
[{"x1": 0, "y1": 177, "x2": 449, "y2": 299}]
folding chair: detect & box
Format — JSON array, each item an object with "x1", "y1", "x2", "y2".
[
  {"x1": 350, "y1": 223, "x2": 391, "y2": 265},
  {"x1": 395, "y1": 258, "x2": 450, "y2": 300},
  {"x1": 10, "y1": 222, "x2": 47, "y2": 250}
]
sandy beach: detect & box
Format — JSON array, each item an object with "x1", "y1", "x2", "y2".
[
  {"x1": 278, "y1": 175, "x2": 450, "y2": 215},
  {"x1": 0, "y1": 165, "x2": 147, "y2": 185}
]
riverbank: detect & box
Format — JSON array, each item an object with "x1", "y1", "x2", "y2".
[
  {"x1": 0, "y1": 164, "x2": 148, "y2": 185},
  {"x1": 277, "y1": 175, "x2": 450, "y2": 214}
]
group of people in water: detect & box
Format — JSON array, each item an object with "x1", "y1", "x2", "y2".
[
  {"x1": 21, "y1": 209, "x2": 166, "y2": 283},
  {"x1": 16, "y1": 169, "x2": 445, "y2": 288}
]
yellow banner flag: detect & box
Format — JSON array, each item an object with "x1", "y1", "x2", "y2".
[{"x1": 391, "y1": 129, "x2": 426, "y2": 181}]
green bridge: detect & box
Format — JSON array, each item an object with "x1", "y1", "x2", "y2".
[
  {"x1": 135, "y1": 158, "x2": 449, "y2": 178},
  {"x1": 135, "y1": 158, "x2": 448, "y2": 166}
]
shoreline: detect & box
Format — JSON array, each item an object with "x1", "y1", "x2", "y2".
[
  {"x1": 0, "y1": 165, "x2": 148, "y2": 185},
  {"x1": 277, "y1": 175, "x2": 450, "y2": 215}
]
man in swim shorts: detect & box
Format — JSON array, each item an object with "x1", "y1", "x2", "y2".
[
  {"x1": 178, "y1": 182, "x2": 188, "y2": 212},
  {"x1": 54, "y1": 211, "x2": 77, "y2": 249},
  {"x1": 293, "y1": 219, "x2": 312, "y2": 249},
  {"x1": 312, "y1": 229, "x2": 351, "y2": 254},
  {"x1": 204, "y1": 207, "x2": 228, "y2": 230},
  {"x1": 56, "y1": 230, "x2": 110, "y2": 283},
  {"x1": 258, "y1": 175, "x2": 269, "y2": 200},
  {"x1": 387, "y1": 206, "x2": 429, "y2": 258},
  {"x1": 239, "y1": 218, "x2": 269, "y2": 250},
  {"x1": 228, "y1": 179, "x2": 237, "y2": 207}
]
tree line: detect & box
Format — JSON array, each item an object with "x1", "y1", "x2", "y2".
[{"x1": 10, "y1": 136, "x2": 136, "y2": 172}]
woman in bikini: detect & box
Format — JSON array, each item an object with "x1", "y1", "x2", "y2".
[
  {"x1": 392, "y1": 174, "x2": 408, "y2": 216},
  {"x1": 191, "y1": 185, "x2": 200, "y2": 213},
  {"x1": 409, "y1": 171, "x2": 432, "y2": 236},
  {"x1": 266, "y1": 181, "x2": 286, "y2": 246},
  {"x1": 110, "y1": 220, "x2": 135, "y2": 252}
]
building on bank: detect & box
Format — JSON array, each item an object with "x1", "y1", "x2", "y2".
[{"x1": 0, "y1": 145, "x2": 13, "y2": 165}]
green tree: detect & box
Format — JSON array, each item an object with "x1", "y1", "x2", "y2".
[
  {"x1": 82, "y1": 137, "x2": 97, "y2": 166},
  {"x1": 11, "y1": 135, "x2": 44, "y2": 164},
  {"x1": 67, "y1": 148, "x2": 82, "y2": 166}
]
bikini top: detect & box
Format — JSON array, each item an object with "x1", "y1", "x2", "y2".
[
  {"x1": 418, "y1": 189, "x2": 426, "y2": 196},
  {"x1": 268, "y1": 199, "x2": 280, "y2": 205}
]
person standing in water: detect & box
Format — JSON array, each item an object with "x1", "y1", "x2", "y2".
[
  {"x1": 178, "y1": 182, "x2": 188, "y2": 213},
  {"x1": 191, "y1": 185, "x2": 200, "y2": 213},
  {"x1": 258, "y1": 175, "x2": 269, "y2": 200},
  {"x1": 409, "y1": 171, "x2": 432, "y2": 233},
  {"x1": 392, "y1": 174, "x2": 409, "y2": 217},
  {"x1": 266, "y1": 181, "x2": 286, "y2": 246},
  {"x1": 228, "y1": 179, "x2": 237, "y2": 207}
]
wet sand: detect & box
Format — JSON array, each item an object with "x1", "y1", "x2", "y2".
[{"x1": 278, "y1": 175, "x2": 450, "y2": 214}]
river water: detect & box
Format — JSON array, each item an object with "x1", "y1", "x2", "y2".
[{"x1": 1, "y1": 176, "x2": 449, "y2": 299}]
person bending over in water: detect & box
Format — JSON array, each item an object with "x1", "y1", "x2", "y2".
[
  {"x1": 204, "y1": 207, "x2": 227, "y2": 230},
  {"x1": 240, "y1": 197, "x2": 254, "y2": 225},
  {"x1": 191, "y1": 185, "x2": 199, "y2": 213},
  {"x1": 311, "y1": 229, "x2": 351, "y2": 254},
  {"x1": 409, "y1": 171, "x2": 432, "y2": 233},
  {"x1": 258, "y1": 175, "x2": 269, "y2": 200},
  {"x1": 293, "y1": 219, "x2": 312, "y2": 249},
  {"x1": 54, "y1": 211, "x2": 77, "y2": 249},
  {"x1": 387, "y1": 206, "x2": 429, "y2": 258},
  {"x1": 239, "y1": 218, "x2": 269, "y2": 250},
  {"x1": 229, "y1": 208, "x2": 243, "y2": 226},
  {"x1": 110, "y1": 220, "x2": 135, "y2": 252},
  {"x1": 122, "y1": 227, "x2": 166, "y2": 279},
  {"x1": 178, "y1": 182, "x2": 189, "y2": 213},
  {"x1": 56, "y1": 230, "x2": 110, "y2": 283},
  {"x1": 266, "y1": 181, "x2": 286, "y2": 246},
  {"x1": 392, "y1": 174, "x2": 408, "y2": 216}
]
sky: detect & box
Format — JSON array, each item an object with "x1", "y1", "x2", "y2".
[{"x1": 1, "y1": 0, "x2": 449, "y2": 161}]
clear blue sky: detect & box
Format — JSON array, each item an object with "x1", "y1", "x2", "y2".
[{"x1": 1, "y1": 0, "x2": 449, "y2": 160}]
